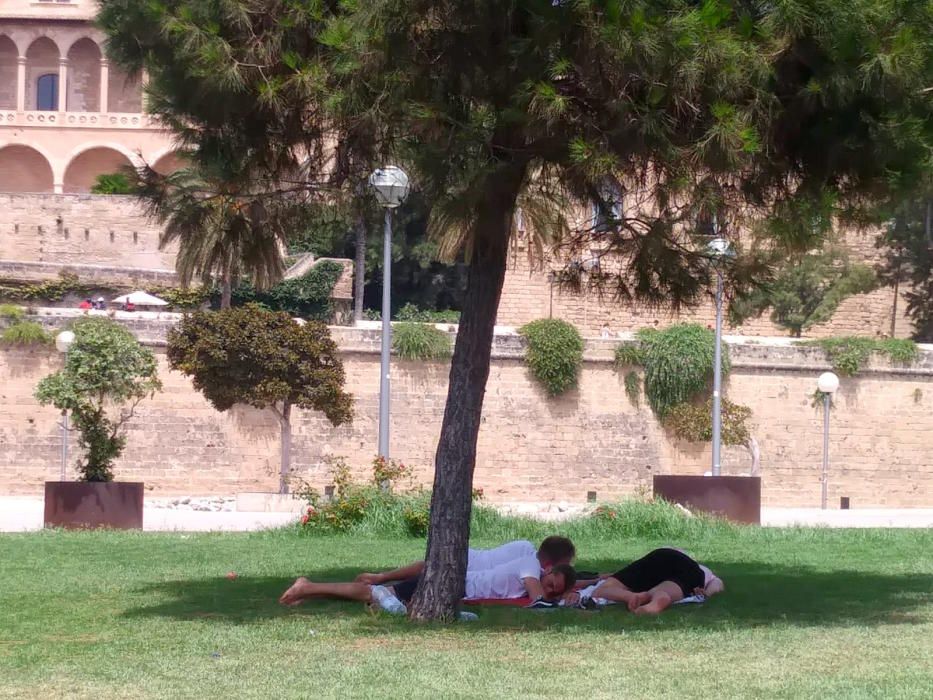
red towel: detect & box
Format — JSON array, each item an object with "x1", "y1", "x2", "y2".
[{"x1": 462, "y1": 596, "x2": 531, "y2": 607}]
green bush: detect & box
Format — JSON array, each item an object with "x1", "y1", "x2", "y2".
[
  {"x1": 395, "y1": 303, "x2": 461, "y2": 324},
  {"x1": 147, "y1": 286, "x2": 211, "y2": 309},
  {"x1": 1, "y1": 321, "x2": 52, "y2": 346},
  {"x1": 219, "y1": 261, "x2": 344, "y2": 319},
  {"x1": 0, "y1": 304, "x2": 25, "y2": 321},
  {"x1": 613, "y1": 343, "x2": 643, "y2": 367},
  {"x1": 519, "y1": 318, "x2": 584, "y2": 396},
  {"x1": 392, "y1": 322, "x2": 452, "y2": 361},
  {"x1": 90, "y1": 172, "x2": 135, "y2": 195},
  {"x1": 402, "y1": 499, "x2": 431, "y2": 537},
  {"x1": 0, "y1": 273, "x2": 91, "y2": 303},
  {"x1": 664, "y1": 398, "x2": 752, "y2": 445},
  {"x1": 806, "y1": 336, "x2": 920, "y2": 376},
  {"x1": 637, "y1": 324, "x2": 729, "y2": 417},
  {"x1": 623, "y1": 370, "x2": 641, "y2": 407}
]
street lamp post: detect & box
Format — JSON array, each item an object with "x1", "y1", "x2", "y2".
[
  {"x1": 817, "y1": 371, "x2": 840, "y2": 509},
  {"x1": 54, "y1": 330, "x2": 75, "y2": 481},
  {"x1": 368, "y1": 166, "x2": 410, "y2": 459},
  {"x1": 706, "y1": 235, "x2": 732, "y2": 477}
]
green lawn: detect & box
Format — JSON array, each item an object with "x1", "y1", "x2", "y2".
[{"x1": 1, "y1": 524, "x2": 931, "y2": 699}]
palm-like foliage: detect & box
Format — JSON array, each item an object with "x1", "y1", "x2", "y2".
[{"x1": 134, "y1": 163, "x2": 303, "y2": 307}]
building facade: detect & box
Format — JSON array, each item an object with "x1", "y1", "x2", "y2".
[{"x1": 0, "y1": 0, "x2": 180, "y2": 194}]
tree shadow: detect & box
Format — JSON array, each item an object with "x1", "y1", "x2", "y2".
[{"x1": 121, "y1": 560, "x2": 932, "y2": 633}]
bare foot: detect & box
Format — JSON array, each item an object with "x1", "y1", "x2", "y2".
[
  {"x1": 354, "y1": 573, "x2": 382, "y2": 584},
  {"x1": 279, "y1": 577, "x2": 314, "y2": 606},
  {"x1": 634, "y1": 592, "x2": 672, "y2": 615},
  {"x1": 627, "y1": 591, "x2": 651, "y2": 612},
  {"x1": 704, "y1": 577, "x2": 725, "y2": 597}
]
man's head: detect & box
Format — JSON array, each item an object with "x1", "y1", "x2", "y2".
[
  {"x1": 537, "y1": 536, "x2": 576, "y2": 567},
  {"x1": 541, "y1": 564, "x2": 577, "y2": 600}
]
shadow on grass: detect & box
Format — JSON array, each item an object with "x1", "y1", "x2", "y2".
[{"x1": 121, "y1": 560, "x2": 933, "y2": 633}]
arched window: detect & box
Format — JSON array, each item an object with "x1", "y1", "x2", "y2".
[{"x1": 36, "y1": 74, "x2": 58, "y2": 110}]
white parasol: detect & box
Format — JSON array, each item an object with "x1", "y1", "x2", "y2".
[{"x1": 111, "y1": 291, "x2": 170, "y2": 306}]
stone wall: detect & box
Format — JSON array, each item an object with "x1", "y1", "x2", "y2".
[
  {"x1": 498, "y1": 230, "x2": 915, "y2": 339},
  {"x1": 0, "y1": 193, "x2": 176, "y2": 270},
  {"x1": 1, "y1": 324, "x2": 930, "y2": 507}
]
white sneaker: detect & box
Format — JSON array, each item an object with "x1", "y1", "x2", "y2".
[{"x1": 370, "y1": 585, "x2": 407, "y2": 615}]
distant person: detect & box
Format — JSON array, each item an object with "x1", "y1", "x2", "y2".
[
  {"x1": 354, "y1": 536, "x2": 577, "y2": 585},
  {"x1": 78, "y1": 298, "x2": 92, "y2": 311},
  {"x1": 566, "y1": 547, "x2": 724, "y2": 615},
  {"x1": 125, "y1": 301, "x2": 136, "y2": 312},
  {"x1": 95, "y1": 297, "x2": 106, "y2": 310}
]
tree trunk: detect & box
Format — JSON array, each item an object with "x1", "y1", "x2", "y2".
[
  {"x1": 279, "y1": 401, "x2": 292, "y2": 495},
  {"x1": 353, "y1": 214, "x2": 366, "y2": 323},
  {"x1": 409, "y1": 167, "x2": 524, "y2": 622},
  {"x1": 220, "y1": 275, "x2": 233, "y2": 310}
]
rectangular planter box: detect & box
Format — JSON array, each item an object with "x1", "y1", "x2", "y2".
[
  {"x1": 653, "y1": 475, "x2": 761, "y2": 525},
  {"x1": 44, "y1": 481, "x2": 144, "y2": 530}
]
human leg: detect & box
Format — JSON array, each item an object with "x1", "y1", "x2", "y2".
[
  {"x1": 632, "y1": 580, "x2": 684, "y2": 615},
  {"x1": 588, "y1": 576, "x2": 649, "y2": 610},
  {"x1": 355, "y1": 560, "x2": 425, "y2": 584},
  {"x1": 279, "y1": 577, "x2": 374, "y2": 606}
]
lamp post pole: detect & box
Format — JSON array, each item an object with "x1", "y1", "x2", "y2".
[
  {"x1": 60, "y1": 410, "x2": 68, "y2": 481},
  {"x1": 706, "y1": 234, "x2": 731, "y2": 477},
  {"x1": 822, "y1": 392, "x2": 830, "y2": 510},
  {"x1": 54, "y1": 330, "x2": 75, "y2": 481},
  {"x1": 369, "y1": 166, "x2": 410, "y2": 460},
  {"x1": 712, "y1": 267, "x2": 723, "y2": 476},
  {"x1": 378, "y1": 208, "x2": 393, "y2": 458},
  {"x1": 816, "y1": 371, "x2": 839, "y2": 509}
]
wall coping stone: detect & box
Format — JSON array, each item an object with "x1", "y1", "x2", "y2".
[{"x1": 17, "y1": 308, "x2": 933, "y2": 378}]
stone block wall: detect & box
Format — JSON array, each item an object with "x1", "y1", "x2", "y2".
[
  {"x1": 1, "y1": 324, "x2": 930, "y2": 507},
  {"x1": 0, "y1": 193, "x2": 176, "y2": 271},
  {"x1": 498, "y1": 230, "x2": 914, "y2": 339}
]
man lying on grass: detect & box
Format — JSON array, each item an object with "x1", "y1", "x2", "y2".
[
  {"x1": 354, "y1": 535, "x2": 576, "y2": 586},
  {"x1": 564, "y1": 547, "x2": 724, "y2": 615},
  {"x1": 279, "y1": 549, "x2": 577, "y2": 613}
]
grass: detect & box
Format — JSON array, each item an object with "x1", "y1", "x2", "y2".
[{"x1": 1, "y1": 511, "x2": 931, "y2": 699}]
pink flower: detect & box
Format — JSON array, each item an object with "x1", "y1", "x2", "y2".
[{"x1": 300, "y1": 514, "x2": 309, "y2": 525}]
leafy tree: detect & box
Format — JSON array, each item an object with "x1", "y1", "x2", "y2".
[
  {"x1": 876, "y1": 195, "x2": 933, "y2": 341},
  {"x1": 35, "y1": 318, "x2": 162, "y2": 482},
  {"x1": 134, "y1": 164, "x2": 306, "y2": 309},
  {"x1": 100, "y1": 0, "x2": 933, "y2": 619},
  {"x1": 166, "y1": 305, "x2": 354, "y2": 493},
  {"x1": 91, "y1": 172, "x2": 134, "y2": 195},
  {"x1": 731, "y1": 246, "x2": 876, "y2": 337}
]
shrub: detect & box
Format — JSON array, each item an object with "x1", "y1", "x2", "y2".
[
  {"x1": 395, "y1": 303, "x2": 461, "y2": 324},
  {"x1": 0, "y1": 304, "x2": 25, "y2": 321},
  {"x1": 392, "y1": 322, "x2": 452, "y2": 360},
  {"x1": 402, "y1": 500, "x2": 430, "y2": 537},
  {"x1": 613, "y1": 343, "x2": 643, "y2": 367},
  {"x1": 664, "y1": 398, "x2": 752, "y2": 445},
  {"x1": 623, "y1": 370, "x2": 641, "y2": 407},
  {"x1": 806, "y1": 336, "x2": 920, "y2": 376},
  {"x1": 1, "y1": 321, "x2": 52, "y2": 346},
  {"x1": 215, "y1": 261, "x2": 344, "y2": 320},
  {"x1": 90, "y1": 172, "x2": 135, "y2": 195},
  {"x1": 519, "y1": 318, "x2": 584, "y2": 396},
  {"x1": 34, "y1": 317, "x2": 161, "y2": 481},
  {"x1": 637, "y1": 324, "x2": 729, "y2": 417}
]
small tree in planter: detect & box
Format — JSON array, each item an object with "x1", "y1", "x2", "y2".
[
  {"x1": 167, "y1": 305, "x2": 354, "y2": 494},
  {"x1": 35, "y1": 317, "x2": 162, "y2": 482}
]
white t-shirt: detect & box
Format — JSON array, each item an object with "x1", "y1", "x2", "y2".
[
  {"x1": 467, "y1": 540, "x2": 536, "y2": 571},
  {"x1": 464, "y1": 554, "x2": 541, "y2": 600}
]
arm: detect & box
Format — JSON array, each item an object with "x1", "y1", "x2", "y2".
[
  {"x1": 522, "y1": 576, "x2": 546, "y2": 601},
  {"x1": 355, "y1": 560, "x2": 425, "y2": 585}
]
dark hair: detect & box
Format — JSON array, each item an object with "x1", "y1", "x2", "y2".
[
  {"x1": 538, "y1": 535, "x2": 576, "y2": 564},
  {"x1": 550, "y1": 564, "x2": 577, "y2": 594}
]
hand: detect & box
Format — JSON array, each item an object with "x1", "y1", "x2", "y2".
[
  {"x1": 562, "y1": 591, "x2": 581, "y2": 606},
  {"x1": 354, "y1": 573, "x2": 382, "y2": 584},
  {"x1": 693, "y1": 587, "x2": 706, "y2": 597}
]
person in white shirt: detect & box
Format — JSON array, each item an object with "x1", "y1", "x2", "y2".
[
  {"x1": 277, "y1": 556, "x2": 576, "y2": 611},
  {"x1": 353, "y1": 536, "x2": 575, "y2": 586}
]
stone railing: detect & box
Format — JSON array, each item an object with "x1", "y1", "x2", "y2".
[{"x1": 0, "y1": 111, "x2": 160, "y2": 130}]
